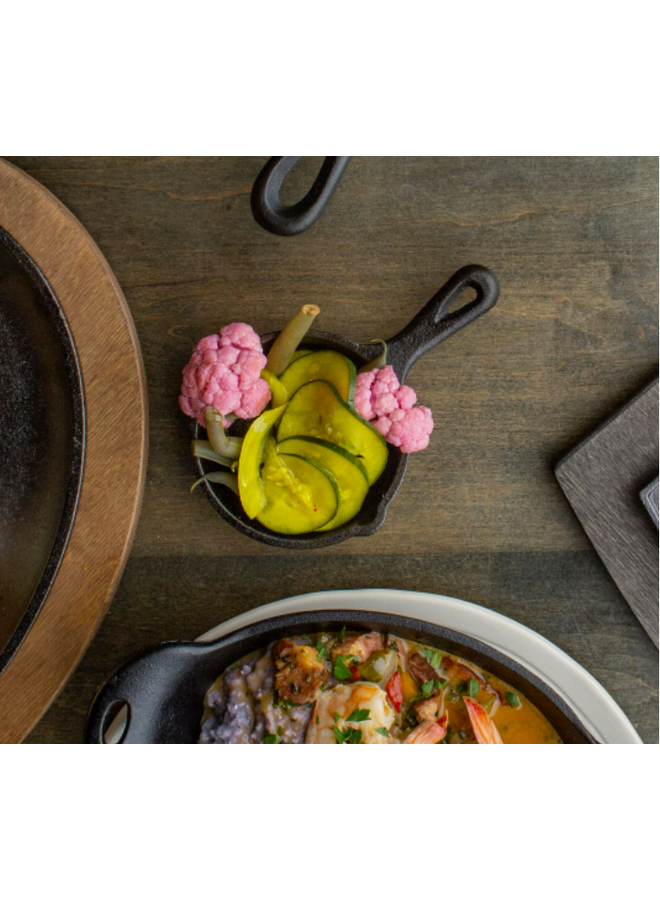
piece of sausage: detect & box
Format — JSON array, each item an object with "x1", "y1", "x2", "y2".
[
  {"x1": 408, "y1": 652, "x2": 438, "y2": 684},
  {"x1": 273, "y1": 640, "x2": 328, "y2": 704},
  {"x1": 331, "y1": 632, "x2": 385, "y2": 664}
]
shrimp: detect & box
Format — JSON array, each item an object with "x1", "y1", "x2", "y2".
[
  {"x1": 464, "y1": 697, "x2": 503, "y2": 744},
  {"x1": 413, "y1": 690, "x2": 445, "y2": 722},
  {"x1": 403, "y1": 713, "x2": 448, "y2": 745},
  {"x1": 306, "y1": 682, "x2": 395, "y2": 744}
]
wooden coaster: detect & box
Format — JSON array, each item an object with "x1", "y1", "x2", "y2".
[
  {"x1": 555, "y1": 379, "x2": 659, "y2": 648},
  {"x1": 0, "y1": 159, "x2": 148, "y2": 742}
]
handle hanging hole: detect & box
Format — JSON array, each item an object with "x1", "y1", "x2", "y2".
[
  {"x1": 102, "y1": 700, "x2": 130, "y2": 744},
  {"x1": 278, "y1": 157, "x2": 326, "y2": 206},
  {"x1": 443, "y1": 285, "x2": 478, "y2": 316}
]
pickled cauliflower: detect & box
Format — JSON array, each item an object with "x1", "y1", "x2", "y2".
[
  {"x1": 179, "y1": 323, "x2": 271, "y2": 427},
  {"x1": 354, "y1": 365, "x2": 433, "y2": 453}
]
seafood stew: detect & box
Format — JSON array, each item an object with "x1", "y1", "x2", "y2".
[{"x1": 200, "y1": 629, "x2": 562, "y2": 744}]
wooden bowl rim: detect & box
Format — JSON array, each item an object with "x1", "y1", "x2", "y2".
[{"x1": 0, "y1": 159, "x2": 148, "y2": 743}]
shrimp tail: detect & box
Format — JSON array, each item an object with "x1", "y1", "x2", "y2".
[
  {"x1": 403, "y1": 712, "x2": 448, "y2": 745},
  {"x1": 464, "y1": 697, "x2": 503, "y2": 744}
]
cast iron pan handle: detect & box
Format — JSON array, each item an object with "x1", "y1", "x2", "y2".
[
  {"x1": 86, "y1": 667, "x2": 138, "y2": 744},
  {"x1": 251, "y1": 156, "x2": 351, "y2": 236},
  {"x1": 85, "y1": 642, "x2": 208, "y2": 743},
  {"x1": 385, "y1": 264, "x2": 500, "y2": 381}
]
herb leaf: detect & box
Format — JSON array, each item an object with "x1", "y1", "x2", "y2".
[
  {"x1": 316, "y1": 640, "x2": 328, "y2": 661},
  {"x1": 333, "y1": 724, "x2": 362, "y2": 744},
  {"x1": 338, "y1": 625, "x2": 346, "y2": 642},
  {"x1": 334, "y1": 654, "x2": 352, "y2": 681},
  {"x1": 506, "y1": 691, "x2": 521, "y2": 708},
  {"x1": 346, "y1": 708, "x2": 370, "y2": 723},
  {"x1": 333, "y1": 724, "x2": 345, "y2": 744},
  {"x1": 375, "y1": 727, "x2": 389, "y2": 738},
  {"x1": 469, "y1": 678, "x2": 480, "y2": 698},
  {"x1": 263, "y1": 734, "x2": 279, "y2": 744},
  {"x1": 421, "y1": 680, "x2": 435, "y2": 699},
  {"x1": 421, "y1": 647, "x2": 442, "y2": 669}
]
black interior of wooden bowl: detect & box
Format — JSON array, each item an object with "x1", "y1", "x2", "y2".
[
  {"x1": 193, "y1": 330, "x2": 406, "y2": 548},
  {"x1": 0, "y1": 227, "x2": 85, "y2": 674},
  {"x1": 85, "y1": 610, "x2": 597, "y2": 743}
]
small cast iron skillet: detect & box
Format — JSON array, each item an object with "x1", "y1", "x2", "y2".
[
  {"x1": 251, "y1": 156, "x2": 351, "y2": 236},
  {"x1": 85, "y1": 609, "x2": 597, "y2": 743},
  {"x1": 193, "y1": 264, "x2": 499, "y2": 548}
]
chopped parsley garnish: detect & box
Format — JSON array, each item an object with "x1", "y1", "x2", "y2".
[
  {"x1": 507, "y1": 691, "x2": 521, "y2": 708},
  {"x1": 469, "y1": 678, "x2": 480, "y2": 698},
  {"x1": 333, "y1": 711, "x2": 340, "y2": 722},
  {"x1": 421, "y1": 647, "x2": 442, "y2": 669},
  {"x1": 345, "y1": 708, "x2": 370, "y2": 723},
  {"x1": 333, "y1": 725, "x2": 362, "y2": 744},
  {"x1": 421, "y1": 680, "x2": 435, "y2": 699},
  {"x1": 316, "y1": 640, "x2": 328, "y2": 661},
  {"x1": 389, "y1": 641, "x2": 398, "y2": 652},
  {"x1": 419, "y1": 679, "x2": 447, "y2": 700},
  {"x1": 263, "y1": 734, "x2": 279, "y2": 744},
  {"x1": 338, "y1": 625, "x2": 346, "y2": 642},
  {"x1": 375, "y1": 727, "x2": 389, "y2": 738},
  {"x1": 333, "y1": 654, "x2": 352, "y2": 681}
]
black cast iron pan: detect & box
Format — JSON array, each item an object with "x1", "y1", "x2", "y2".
[
  {"x1": 193, "y1": 263, "x2": 500, "y2": 548},
  {"x1": 0, "y1": 226, "x2": 85, "y2": 675},
  {"x1": 85, "y1": 609, "x2": 597, "y2": 743},
  {"x1": 251, "y1": 156, "x2": 351, "y2": 236}
]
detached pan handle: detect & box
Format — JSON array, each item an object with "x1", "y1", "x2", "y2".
[
  {"x1": 385, "y1": 265, "x2": 500, "y2": 381},
  {"x1": 251, "y1": 156, "x2": 351, "y2": 236}
]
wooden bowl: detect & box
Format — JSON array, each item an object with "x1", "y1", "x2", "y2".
[{"x1": 0, "y1": 159, "x2": 148, "y2": 743}]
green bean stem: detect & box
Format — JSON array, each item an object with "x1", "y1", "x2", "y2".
[
  {"x1": 191, "y1": 471, "x2": 239, "y2": 495},
  {"x1": 266, "y1": 304, "x2": 320, "y2": 376},
  {"x1": 358, "y1": 339, "x2": 388, "y2": 374},
  {"x1": 205, "y1": 408, "x2": 242, "y2": 459},
  {"x1": 191, "y1": 440, "x2": 235, "y2": 467}
]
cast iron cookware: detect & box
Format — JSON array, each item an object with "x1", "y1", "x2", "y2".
[
  {"x1": 251, "y1": 156, "x2": 351, "y2": 236},
  {"x1": 0, "y1": 226, "x2": 85, "y2": 675},
  {"x1": 85, "y1": 609, "x2": 596, "y2": 743},
  {"x1": 194, "y1": 264, "x2": 500, "y2": 548}
]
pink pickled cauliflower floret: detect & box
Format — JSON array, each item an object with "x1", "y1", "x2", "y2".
[
  {"x1": 354, "y1": 364, "x2": 433, "y2": 453},
  {"x1": 179, "y1": 323, "x2": 271, "y2": 426}
]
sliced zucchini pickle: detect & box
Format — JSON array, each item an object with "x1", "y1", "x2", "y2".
[
  {"x1": 276, "y1": 436, "x2": 369, "y2": 530},
  {"x1": 261, "y1": 369, "x2": 288, "y2": 407},
  {"x1": 280, "y1": 350, "x2": 356, "y2": 405},
  {"x1": 238, "y1": 405, "x2": 285, "y2": 518},
  {"x1": 277, "y1": 380, "x2": 388, "y2": 485},
  {"x1": 256, "y1": 453, "x2": 339, "y2": 534}
]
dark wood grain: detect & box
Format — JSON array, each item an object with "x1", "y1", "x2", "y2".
[
  {"x1": 5, "y1": 157, "x2": 657, "y2": 743},
  {"x1": 556, "y1": 380, "x2": 659, "y2": 647}
]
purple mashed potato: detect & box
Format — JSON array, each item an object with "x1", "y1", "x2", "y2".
[{"x1": 199, "y1": 644, "x2": 313, "y2": 744}]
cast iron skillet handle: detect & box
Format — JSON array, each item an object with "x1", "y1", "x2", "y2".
[
  {"x1": 251, "y1": 156, "x2": 351, "y2": 236},
  {"x1": 86, "y1": 669, "x2": 138, "y2": 744},
  {"x1": 385, "y1": 264, "x2": 500, "y2": 382},
  {"x1": 85, "y1": 643, "x2": 199, "y2": 744}
]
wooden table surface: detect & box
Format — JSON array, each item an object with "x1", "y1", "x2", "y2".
[{"x1": 9, "y1": 156, "x2": 658, "y2": 744}]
